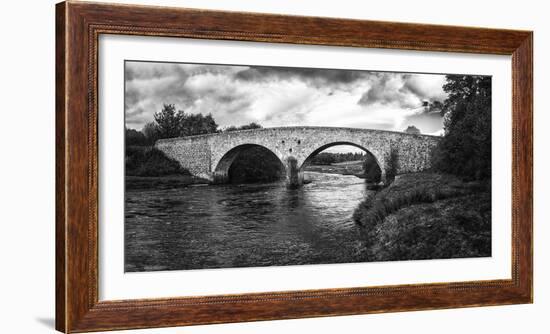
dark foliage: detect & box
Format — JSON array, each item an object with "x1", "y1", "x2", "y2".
[
  {"x1": 404, "y1": 125, "x2": 421, "y2": 135},
  {"x1": 125, "y1": 128, "x2": 149, "y2": 146},
  {"x1": 153, "y1": 104, "x2": 180, "y2": 138},
  {"x1": 309, "y1": 153, "x2": 336, "y2": 165},
  {"x1": 125, "y1": 146, "x2": 190, "y2": 177},
  {"x1": 153, "y1": 104, "x2": 218, "y2": 139},
  {"x1": 228, "y1": 146, "x2": 285, "y2": 183},
  {"x1": 142, "y1": 122, "x2": 160, "y2": 144},
  {"x1": 433, "y1": 75, "x2": 491, "y2": 180},
  {"x1": 310, "y1": 152, "x2": 366, "y2": 165},
  {"x1": 125, "y1": 104, "x2": 220, "y2": 148},
  {"x1": 224, "y1": 122, "x2": 263, "y2": 132},
  {"x1": 384, "y1": 146, "x2": 399, "y2": 182},
  {"x1": 362, "y1": 153, "x2": 382, "y2": 183},
  {"x1": 178, "y1": 112, "x2": 218, "y2": 136}
]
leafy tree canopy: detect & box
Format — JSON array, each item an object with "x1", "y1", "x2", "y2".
[
  {"x1": 153, "y1": 104, "x2": 219, "y2": 139},
  {"x1": 224, "y1": 122, "x2": 262, "y2": 132},
  {"x1": 433, "y1": 75, "x2": 491, "y2": 180},
  {"x1": 404, "y1": 125, "x2": 421, "y2": 135},
  {"x1": 142, "y1": 122, "x2": 160, "y2": 145},
  {"x1": 125, "y1": 127, "x2": 148, "y2": 146}
]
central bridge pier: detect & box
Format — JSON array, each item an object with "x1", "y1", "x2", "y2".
[{"x1": 155, "y1": 126, "x2": 441, "y2": 188}]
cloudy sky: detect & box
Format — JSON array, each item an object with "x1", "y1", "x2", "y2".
[{"x1": 125, "y1": 61, "x2": 449, "y2": 136}]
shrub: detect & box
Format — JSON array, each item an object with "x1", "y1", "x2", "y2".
[
  {"x1": 384, "y1": 146, "x2": 399, "y2": 183},
  {"x1": 362, "y1": 153, "x2": 382, "y2": 183}
]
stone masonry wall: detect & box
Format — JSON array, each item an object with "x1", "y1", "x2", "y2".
[
  {"x1": 155, "y1": 135, "x2": 211, "y2": 179},
  {"x1": 156, "y1": 126, "x2": 441, "y2": 183},
  {"x1": 392, "y1": 133, "x2": 440, "y2": 174}
]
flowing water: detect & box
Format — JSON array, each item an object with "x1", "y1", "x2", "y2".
[{"x1": 125, "y1": 172, "x2": 374, "y2": 272}]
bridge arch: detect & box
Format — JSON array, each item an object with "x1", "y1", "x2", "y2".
[
  {"x1": 296, "y1": 141, "x2": 386, "y2": 187},
  {"x1": 212, "y1": 143, "x2": 286, "y2": 184}
]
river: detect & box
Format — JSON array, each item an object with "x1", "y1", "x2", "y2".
[{"x1": 125, "y1": 171, "x2": 374, "y2": 272}]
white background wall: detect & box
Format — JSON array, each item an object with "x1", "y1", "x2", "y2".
[{"x1": 0, "y1": 0, "x2": 546, "y2": 333}]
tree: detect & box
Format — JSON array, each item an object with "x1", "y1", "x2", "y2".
[
  {"x1": 433, "y1": 75, "x2": 491, "y2": 180},
  {"x1": 384, "y1": 145, "x2": 399, "y2": 182},
  {"x1": 310, "y1": 153, "x2": 336, "y2": 165},
  {"x1": 238, "y1": 122, "x2": 262, "y2": 130},
  {"x1": 178, "y1": 112, "x2": 218, "y2": 136},
  {"x1": 152, "y1": 104, "x2": 219, "y2": 139},
  {"x1": 224, "y1": 122, "x2": 262, "y2": 132},
  {"x1": 404, "y1": 125, "x2": 421, "y2": 135},
  {"x1": 362, "y1": 152, "x2": 382, "y2": 183},
  {"x1": 142, "y1": 122, "x2": 160, "y2": 145},
  {"x1": 153, "y1": 104, "x2": 181, "y2": 139},
  {"x1": 429, "y1": 100, "x2": 444, "y2": 113},
  {"x1": 125, "y1": 127, "x2": 148, "y2": 146},
  {"x1": 441, "y1": 75, "x2": 491, "y2": 117},
  {"x1": 224, "y1": 125, "x2": 239, "y2": 132}
]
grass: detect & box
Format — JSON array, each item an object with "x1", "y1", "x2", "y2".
[
  {"x1": 353, "y1": 173, "x2": 487, "y2": 229},
  {"x1": 125, "y1": 146, "x2": 190, "y2": 177},
  {"x1": 353, "y1": 173, "x2": 491, "y2": 261}
]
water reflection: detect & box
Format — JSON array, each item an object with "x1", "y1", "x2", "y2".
[{"x1": 125, "y1": 172, "x2": 374, "y2": 272}]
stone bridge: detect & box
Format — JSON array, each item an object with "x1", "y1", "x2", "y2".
[{"x1": 155, "y1": 126, "x2": 441, "y2": 187}]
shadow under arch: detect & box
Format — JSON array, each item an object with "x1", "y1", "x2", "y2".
[
  {"x1": 213, "y1": 144, "x2": 286, "y2": 184},
  {"x1": 299, "y1": 141, "x2": 385, "y2": 184}
]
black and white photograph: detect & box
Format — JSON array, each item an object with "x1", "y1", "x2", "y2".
[{"x1": 123, "y1": 61, "x2": 492, "y2": 272}]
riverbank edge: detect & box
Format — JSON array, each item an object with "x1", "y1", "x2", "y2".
[
  {"x1": 353, "y1": 172, "x2": 491, "y2": 261},
  {"x1": 126, "y1": 163, "x2": 372, "y2": 190},
  {"x1": 125, "y1": 175, "x2": 210, "y2": 190}
]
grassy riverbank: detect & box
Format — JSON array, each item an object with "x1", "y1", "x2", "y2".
[
  {"x1": 353, "y1": 173, "x2": 491, "y2": 261},
  {"x1": 125, "y1": 146, "x2": 210, "y2": 190},
  {"x1": 126, "y1": 146, "x2": 190, "y2": 177}
]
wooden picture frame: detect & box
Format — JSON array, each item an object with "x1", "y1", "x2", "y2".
[{"x1": 56, "y1": 1, "x2": 533, "y2": 332}]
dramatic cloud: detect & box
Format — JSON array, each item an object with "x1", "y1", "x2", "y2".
[
  {"x1": 235, "y1": 66, "x2": 368, "y2": 91},
  {"x1": 125, "y1": 61, "x2": 449, "y2": 134},
  {"x1": 357, "y1": 73, "x2": 446, "y2": 108}
]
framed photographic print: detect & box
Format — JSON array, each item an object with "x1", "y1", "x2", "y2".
[{"x1": 56, "y1": 1, "x2": 533, "y2": 332}]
